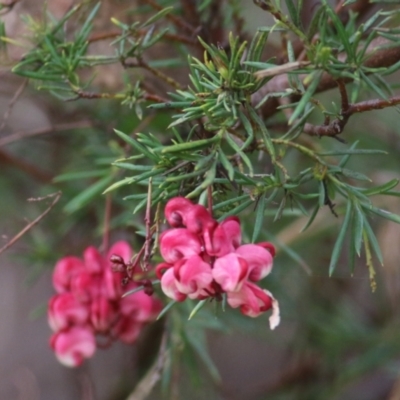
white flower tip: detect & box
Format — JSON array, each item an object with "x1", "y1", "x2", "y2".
[{"x1": 266, "y1": 290, "x2": 280, "y2": 330}]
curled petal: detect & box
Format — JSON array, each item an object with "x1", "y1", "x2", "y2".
[
  {"x1": 50, "y1": 326, "x2": 96, "y2": 367},
  {"x1": 185, "y1": 205, "x2": 216, "y2": 235},
  {"x1": 165, "y1": 197, "x2": 194, "y2": 227},
  {"x1": 48, "y1": 293, "x2": 89, "y2": 331},
  {"x1": 212, "y1": 253, "x2": 248, "y2": 292},
  {"x1": 174, "y1": 255, "x2": 213, "y2": 299},
  {"x1": 227, "y1": 282, "x2": 279, "y2": 329},
  {"x1": 206, "y1": 217, "x2": 241, "y2": 257},
  {"x1": 90, "y1": 297, "x2": 118, "y2": 332},
  {"x1": 258, "y1": 242, "x2": 276, "y2": 257},
  {"x1": 235, "y1": 244, "x2": 273, "y2": 281},
  {"x1": 156, "y1": 262, "x2": 172, "y2": 279},
  {"x1": 160, "y1": 268, "x2": 187, "y2": 301},
  {"x1": 83, "y1": 247, "x2": 104, "y2": 274},
  {"x1": 52, "y1": 256, "x2": 85, "y2": 293},
  {"x1": 160, "y1": 228, "x2": 202, "y2": 263}
]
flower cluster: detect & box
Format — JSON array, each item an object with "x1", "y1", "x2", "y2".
[
  {"x1": 48, "y1": 241, "x2": 161, "y2": 367},
  {"x1": 156, "y1": 198, "x2": 280, "y2": 329}
]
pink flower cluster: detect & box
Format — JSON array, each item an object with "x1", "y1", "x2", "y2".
[
  {"x1": 156, "y1": 198, "x2": 280, "y2": 329},
  {"x1": 48, "y1": 241, "x2": 161, "y2": 367}
]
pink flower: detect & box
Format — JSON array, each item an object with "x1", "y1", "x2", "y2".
[
  {"x1": 235, "y1": 244, "x2": 274, "y2": 282},
  {"x1": 212, "y1": 253, "x2": 248, "y2": 292},
  {"x1": 160, "y1": 228, "x2": 202, "y2": 263},
  {"x1": 49, "y1": 241, "x2": 161, "y2": 367},
  {"x1": 159, "y1": 266, "x2": 187, "y2": 302},
  {"x1": 50, "y1": 326, "x2": 96, "y2": 367},
  {"x1": 227, "y1": 282, "x2": 280, "y2": 329},
  {"x1": 174, "y1": 255, "x2": 213, "y2": 299},
  {"x1": 48, "y1": 293, "x2": 89, "y2": 331},
  {"x1": 52, "y1": 256, "x2": 85, "y2": 293},
  {"x1": 206, "y1": 216, "x2": 241, "y2": 257},
  {"x1": 156, "y1": 197, "x2": 279, "y2": 328}
]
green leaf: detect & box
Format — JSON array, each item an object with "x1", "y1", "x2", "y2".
[
  {"x1": 288, "y1": 71, "x2": 321, "y2": 125},
  {"x1": 361, "y1": 179, "x2": 398, "y2": 196},
  {"x1": 363, "y1": 218, "x2": 384, "y2": 265},
  {"x1": 161, "y1": 135, "x2": 220, "y2": 154},
  {"x1": 365, "y1": 206, "x2": 400, "y2": 224},
  {"x1": 141, "y1": 6, "x2": 173, "y2": 27},
  {"x1": 252, "y1": 192, "x2": 266, "y2": 243},
  {"x1": 301, "y1": 202, "x2": 320, "y2": 232},
  {"x1": 114, "y1": 129, "x2": 158, "y2": 161},
  {"x1": 218, "y1": 150, "x2": 235, "y2": 181},
  {"x1": 318, "y1": 149, "x2": 387, "y2": 156},
  {"x1": 353, "y1": 203, "x2": 364, "y2": 256},
  {"x1": 64, "y1": 175, "x2": 113, "y2": 214},
  {"x1": 188, "y1": 299, "x2": 207, "y2": 320},
  {"x1": 329, "y1": 201, "x2": 352, "y2": 276},
  {"x1": 53, "y1": 169, "x2": 109, "y2": 182},
  {"x1": 156, "y1": 300, "x2": 177, "y2": 320}
]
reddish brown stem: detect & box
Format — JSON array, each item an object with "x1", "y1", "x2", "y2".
[{"x1": 0, "y1": 191, "x2": 61, "y2": 256}]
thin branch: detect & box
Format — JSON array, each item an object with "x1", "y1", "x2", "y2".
[
  {"x1": 102, "y1": 194, "x2": 112, "y2": 257},
  {"x1": 143, "y1": 177, "x2": 153, "y2": 271},
  {"x1": 0, "y1": 148, "x2": 52, "y2": 182},
  {"x1": 122, "y1": 58, "x2": 182, "y2": 90},
  {"x1": 126, "y1": 329, "x2": 168, "y2": 400},
  {"x1": 303, "y1": 94, "x2": 400, "y2": 138},
  {"x1": 0, "y1": 79, "x2": 28, "y2": 132},
  {"x1": 143, "y1": 0, "x2": 195, "y2": 34},
  {"x1": 0, "y1": 121, "x2": 92, "y2": 147},
  {"x1": 0, "y1": 191, "x2": 62, "y2": 256}
]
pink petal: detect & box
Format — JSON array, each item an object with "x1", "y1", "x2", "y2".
[
  {"x1": 212, "y1": 253, "x2": 248, "y2": 292},
  {"x1": 258, "y1": 242, "x2": 276, "y2": 257},
  {"x1": 174, "y1": 255, "x2": 213, "y2": 299},
  {"x1": 227, "y1": 282, "x2": 279, "y2": 328},
  {"x1": 103, "y1": 266, "x2": 123, "y2": 300},
  {"x1": 185, "y1": 205, "x2": 216, "y2": 235},
  {"x1": 206, "y1": 216, "x2": 241, "y2": 257},
  {"x1": 165, "y1": 197, "x2": 194, "y2": 227},
  {"x1": 160, "y1": 228, "x2": 202, "y2": 263},
  {"x1": 235, "y1": 244, "x2": 273, "y2": 281},
  {"x1": 70, "y1": 270, "x2": 98, "y2": 302},
  {"x1": 160, "y1": 268, "x2": 187, "y2": 301},
  {"x1": 50, "y1": 326, "x2": 96, "y2": 367},
  {"x1": 90, "y1": 297, "x2": 118, "y2": 333},
  {"x1": 83, "y1": 246, "x2": 104, "y2": 274},
  {"x1": 52, "y1": 256, "x2": 86, "y2": 293},
  {"x1": 48, "y1": 293, "x2": 89, "y2": 331}
]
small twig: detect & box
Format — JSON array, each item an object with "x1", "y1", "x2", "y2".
[
  {"x1": 0, "y1": 79, "x2": 28, "y2": 133},
  {"x1": 102, "y1": 194, "x2": 112, "y2": 257},
  {"x1": 337, "y1": 79, "x2": 349, "y2": 112},
  {"x1": 144, "y1": 0, "x2": 195, "y2": 35},
  {"x1": 0, "y1": 121, "x2": 92, "y2": 147},
  {"x1": 303, "y1": 94, "x2": 400, "y2": 138},
  {"x1": 143, "y1": 178, "x2": 153, "y2": 271},
  {"x1": 123, "y1": 58, "x2": 182, "y2": 90},
  {"x1": 0, "y1": 191, "x2": 62, "y2": 256},
  {"x1": 125, "y1": 329, "x2": 169, "y2": 400}
]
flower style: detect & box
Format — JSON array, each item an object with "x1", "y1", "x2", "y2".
[
  {"x1": 156, "y1": 198, "x2": 280, "y2": 329},
  {"x1": 48, "y1": 241, "x2": 161, "y2": 367}
]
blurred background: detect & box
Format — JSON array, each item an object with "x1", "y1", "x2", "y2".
[{"x1": 1, "y1": 1, "x2": 400, "y2": 399}]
